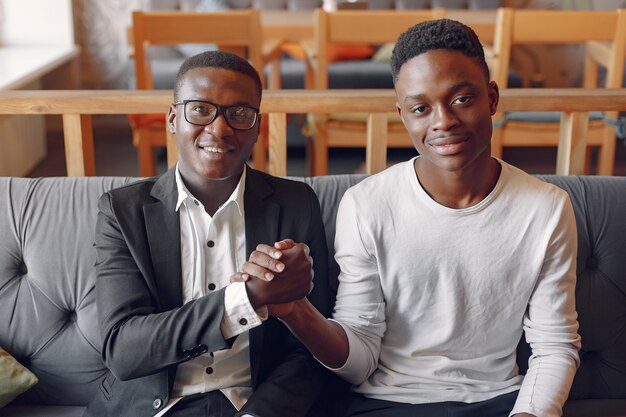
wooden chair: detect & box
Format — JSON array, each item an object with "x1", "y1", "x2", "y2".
[
  {"x1": 131, "y1": 9, "x2": 266, "y2": 176},
  {"x1": 491, "y1": 8, "x2": 626, "y2": 176},
  {"x1": 585, "y1": 33, "x2": 626, "y2": 175},
  {"x1": 310, "y1": 8, "x2": 452, "y2": 176}
]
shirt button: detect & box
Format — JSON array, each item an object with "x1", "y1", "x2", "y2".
[
  {"x1": 193, "y1": 200, "x2": 200, "y2": 206},
  {"x1": 152, "y1": 398, "x2": 163, "y2": 409},
  {"x1": 205, "y1": 367, "x2": 214, "y2": 375},
  {"x1": 208, "y1": 283, "x2": 216, "y2": 291},
  {"x1": 207, "y1": 240, "x2": 215, "y2": 248},
  {"x1": 239, "y1": 318, "x2": 248, "y2": 326}
]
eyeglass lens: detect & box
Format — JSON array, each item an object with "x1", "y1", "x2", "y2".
[{"x1": 184, "y1": 101, "x2": 257, "y2": 130}]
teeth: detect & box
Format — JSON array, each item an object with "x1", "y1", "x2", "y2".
[{"x1": 203, "y1": 146, "x2": 228, "y2": 153}]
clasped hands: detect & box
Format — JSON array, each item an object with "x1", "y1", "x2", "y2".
[{"x1": 233, "y1": 239, "x2": 313, "y2": 317}]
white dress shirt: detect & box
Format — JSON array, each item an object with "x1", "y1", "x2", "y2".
[
  {"x1": 155, "y1": 165, "x2": 266, "y2": 417},
  {"x1": 329, "y1": 158, "x2": 580, "y2": 417}
]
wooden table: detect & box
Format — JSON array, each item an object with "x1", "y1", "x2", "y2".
[{"x1": 0, "y1": 45, "x2": 79, "y2": 176}]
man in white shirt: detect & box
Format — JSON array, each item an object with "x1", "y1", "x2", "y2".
[
  {"x1": 237, "y1": 19, "x2": 581, "y2": 417},
  {"x1": 84, "y1": 51, "x2": 333, "y2": 417}
]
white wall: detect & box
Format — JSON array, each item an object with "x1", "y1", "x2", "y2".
[{"x1": 0, "y1": 0, "x2": 74, "y2": 45}]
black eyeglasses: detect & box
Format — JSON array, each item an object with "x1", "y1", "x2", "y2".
[{"x1": 173, "y1": 100, "x2": 259, "y2": 130}]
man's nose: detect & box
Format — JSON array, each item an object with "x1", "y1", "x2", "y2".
[
  {"x1": 204, "y1": 112, "x2": 234, "y2": 136},
  {"x1": 432, "y1": 105, "x2": 460, "y2": 131}
]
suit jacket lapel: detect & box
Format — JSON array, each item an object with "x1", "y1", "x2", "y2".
[
  {"x1": 145, "y1": 168, "x2": 183, "y2": 312},
  {"x1": 244, "y1": 168, "x2": 280, "y2": 387}
]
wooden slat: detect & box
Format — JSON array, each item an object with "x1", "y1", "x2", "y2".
[
  {"x1": 556, "y1": 112, "x2": 589, "y2": 175},
  {"x1": 324, "y1": 9, "x2": 445, "y2": 44},
  {"x1": 62, "y1": 114, "x2": 95, "y2": 176},
  {"x1": 366, "y1": 113, "x2": 388, "y2": 174},
  {"x1": 511, "y1": 10, "x2": 616, "y2": 44},
  {"x1": 268, "y1": 113, "x2": 287, "y2": 176},
  {"x1": 4, "y1": 89, "x2": 626, "y2": 114}
]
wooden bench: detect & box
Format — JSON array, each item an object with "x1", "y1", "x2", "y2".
[{"x1": 0, "y1": 88, "x2": 625, "y2": 177}]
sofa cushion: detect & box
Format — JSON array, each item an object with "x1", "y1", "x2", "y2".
[
  {"x1": 526, "y1": 176, "x2": 626, "y2": 402},
  {"x1": 0, "y1": 347, "x2": 38, "y2": 408},
  {"x1": 0, "y1": 177, "x2": 139, "y2": 407}
]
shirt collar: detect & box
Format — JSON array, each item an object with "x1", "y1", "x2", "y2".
[{"x1": 175, "y1": 163, "x2": 246, "y2": 217}]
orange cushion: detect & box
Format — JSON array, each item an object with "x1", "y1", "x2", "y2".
[
  {"x1": 128, "y1": 114, "x2": 166, "y2": 128},
  {"x1": 281, "y1": 42, "x2": 375, "y2": 63}
]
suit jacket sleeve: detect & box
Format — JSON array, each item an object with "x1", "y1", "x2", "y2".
[
  {"x1": 238, "y1": 183, "x2": 333, "y2": 417},
  {"x1": 94, "y1": 189, "x2": 233, "y2": 381}
]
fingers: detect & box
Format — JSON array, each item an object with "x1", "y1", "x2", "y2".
[
  {"x1": 229, "y1": 272, "x2": 250, "y2": 283},
  {"x1": 255, "y1": 243, "x2": 284, "y2": 260},
  {"x1": 274, "y1": 239, "x2": 296, "y2": 250},
  {"x1": 242, "y1": 260, "x2": 276, "y2": 281}
]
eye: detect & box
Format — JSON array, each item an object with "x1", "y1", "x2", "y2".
[
  {"x1": 453, "y1": 95, "x2": 472, "y2": 105},
  {"x1": 230, "y1": 107, "x2": 249, "y2": 119},
  {"x1": 411, "y1": 104, "x2": 428, "y2": 114},
  {"x1": 190, "y1": 103, "x2": 213, "y2": 114}
]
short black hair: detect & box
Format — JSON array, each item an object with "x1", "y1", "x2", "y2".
[
  {"x1": 391, "y1": 18, "x2": 489, "y2": 83},
  {"x1": 174, "y1": 50, "x2": 262, "y2": 101}
]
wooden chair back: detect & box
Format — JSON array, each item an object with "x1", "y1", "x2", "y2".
[
  {"x1": 313, "y1": 8, "x2": 446, "y2": 90},
  {"x1": 132, "y1": 9, "x2": 264, "y2": 89},
  {"x1": 130, "y1": 10, "x2": 266, "y2": 177},
  {"x1": 491, "y1": 8, "x2": 626, "y2": 175},
  {"x1": 308, "y1": 8, "x2": 445, "y2": 175},
  {"x1": 492, "y1": 8, "x2": 626, "y2": 89}
]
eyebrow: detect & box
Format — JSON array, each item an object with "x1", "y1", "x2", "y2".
[
  {"x1": 183, "y1": 98, "x2": 256, "y2": 107},
  {"x1": 403, "y1": 81, "x2": 478, "y2": 103}
]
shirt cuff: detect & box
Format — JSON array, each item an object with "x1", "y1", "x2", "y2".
[{"x1": 221, "y1": 282, "x2": 267, "y2": 340}]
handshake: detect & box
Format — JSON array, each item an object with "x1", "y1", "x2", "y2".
[{"x1": 232, "y1": 239, "x2": 314, "y2": 318}]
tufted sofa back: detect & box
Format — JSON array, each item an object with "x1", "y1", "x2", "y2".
[
  {"x1": 0, "y1": 177, "x2": 137, "y2": 409},
  {"x1": 0, "y1": 175, "x2": 625, "y2": 416}
]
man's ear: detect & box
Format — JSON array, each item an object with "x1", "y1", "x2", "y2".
[
  {"x1": 167, "y1": 105, "x2": 176, "y2": 134},
  {"x1": 396, "y1": 102, "x2": 409, "y2": 130},
  {"x1": 488, "y1": 81, "x2": 499, "y2": 116}
]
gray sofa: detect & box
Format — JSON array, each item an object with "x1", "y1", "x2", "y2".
[{"x1": 1, "y1": 174, "x2": 625, "y2": 417}]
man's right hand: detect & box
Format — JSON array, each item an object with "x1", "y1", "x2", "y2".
[{"x1": 241, "y1": 239, "x2": 314, "y2": 310}]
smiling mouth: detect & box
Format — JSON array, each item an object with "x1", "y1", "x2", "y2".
[
  {"x1": 201, "y1": 146, "x2": 230, "y2": 153},
  {"x1": 428, "y1": 137, "x2": 469, "y2": 155}
]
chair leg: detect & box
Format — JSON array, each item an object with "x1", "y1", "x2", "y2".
[
  {"x1": 584, "y1": 147, "x2": 593, "y2": 175},
  {"x1": 596, "y1": 126, "x2": 616, "y2": 176},
  {"x1": 252, "y1": 138, "x2": 267, "y2": 172},
  {"x1": 252, "y1": 118, "x2": 268, "y2": 172},
  {"x1": 137, "y1": 129, "x2": 156, "y2": 177},
  {"x1": 491, "y1": 128, "x2": 504, "y2": 159},
  {"x1": 310, "y1": 125, "x2": 329, "y2": 176}
]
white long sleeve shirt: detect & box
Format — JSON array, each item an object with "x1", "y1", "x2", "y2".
[{"x1": 330, "y1": 157, "x2": 581, "y2": 417}]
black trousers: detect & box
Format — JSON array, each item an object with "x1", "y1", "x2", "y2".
[
  {"x1": 166, "y1": 391, "x2": 238, "y2": 417},
  {"x1": 341, "y1": 390, "x2": 519, "y2": 417}
]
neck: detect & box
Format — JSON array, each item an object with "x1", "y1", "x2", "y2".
[
  {"x1": 180, "y1": 169, "x2": 243, "y2": 216},
  {"x1": 414, "y1": 156, "x2": 501, "y2": 209}
]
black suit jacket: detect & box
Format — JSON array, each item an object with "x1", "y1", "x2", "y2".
[{"x1": 84, "y1": 167, "x2": 332, "y2": 417}]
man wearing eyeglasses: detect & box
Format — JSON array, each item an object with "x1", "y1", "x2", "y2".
[{"x1": 84, "y1": 50, "x2": 333, "y2": 417}]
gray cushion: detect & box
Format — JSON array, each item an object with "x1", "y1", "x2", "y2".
[
  {"x1": 500, "y1": 111, "x2": 605, "y2": 124},
  {"x1": 274, "y1": 58, "x2": 394, "y2": 90},
  {"x1": 0, "y1": 177, "x2": 138, "y2": 409}
]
